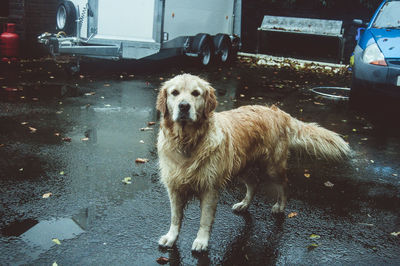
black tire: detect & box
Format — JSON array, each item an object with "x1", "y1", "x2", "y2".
[
  {"x1": 56, "y1": 0, "x2": 77, "y2": 36},
  {"x1": 213, "y1": 34, "x2": 233, "y2": 64},
  {"x1": 192, "y1": 34, "x2": 214, "y2": 66}
]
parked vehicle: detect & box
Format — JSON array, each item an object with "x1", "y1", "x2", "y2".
[
  {"x1": 350, "y1": 0, "x2": 400, "y2": 101},
  {"x1": 38, "y1": 0, "x2": 242, "y2": 72}
]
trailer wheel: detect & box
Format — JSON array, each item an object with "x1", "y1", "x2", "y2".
[
  {"x1": 193, "y1": 34, "x2": 214, "y2": 66},
  {"x1": 56, "y1": 1, "x2": 77, "y2": 36},
  {"x1": 214, "y1": 34, "x2": 232, "y2": 64}
]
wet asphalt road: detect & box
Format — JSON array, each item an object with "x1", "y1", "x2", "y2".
[{"x1": 0, "y1": 56, "x2": 400, "y2": 265}]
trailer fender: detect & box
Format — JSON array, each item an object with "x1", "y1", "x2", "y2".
[
  {"x1": 192, "y1": 33, "x2": 214, "y2": 66},
  {"x1": 56, "y1": 0, "x2": 77, "y2": 36}
]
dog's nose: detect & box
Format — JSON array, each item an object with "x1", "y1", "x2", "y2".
[{"x1": 179, "y1": 101, "x2": 190, "y2": 112}]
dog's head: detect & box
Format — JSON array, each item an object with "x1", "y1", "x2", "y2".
[{"x1": 156, "y1": 74, "x2": 217, "y2": 124}]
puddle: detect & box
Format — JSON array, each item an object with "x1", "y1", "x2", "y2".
[
  {"x1": 1, "y1": 219, "x2": 39, "y2": 237},
  {"x1": 0, "y1": 208, "x2": 90, "y2": 262}
]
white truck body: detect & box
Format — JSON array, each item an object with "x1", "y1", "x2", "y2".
[{"x1": 39, "y1": 0, "x2": 241, "y2": 63}]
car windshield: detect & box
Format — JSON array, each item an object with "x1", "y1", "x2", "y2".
[{"x1": 372, "y1": 1, "x2": 400, "y2": 28}]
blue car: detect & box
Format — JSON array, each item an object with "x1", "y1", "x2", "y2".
[{"x1": 350, "y1": 0, "x2": 400, "y2": 101}]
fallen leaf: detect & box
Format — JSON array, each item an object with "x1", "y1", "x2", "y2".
[
  {"x1": 19, "y1": 168, "x2": 23, "y2": 172},
  {"x1": 304, "y1": 173, "x2": 311, "y2": 178},
  {"x1": 288, "y1": 212, "x2": 298, "y2": 218},
  {"x1": 84, "y1": 92, "x2": 96, "y2": 96},
  {"x1": 52, "y1": 238, "x2": 61, "y2": 245},
  {"x1": 56, "y1": 111, "x2": 63, "y2": 114},
  {"x1": 393, "y1": 174, "x2": 398, "y2": 177},
  {"x1": 59, "y1": 171, "x2": 64, "y2": 175},
  {"x1": 139, "y1": 140, "x2": 145, "y2": 144},
  {"x1": 29, "y1": 127, "x2": 37, "y2": 133},
  {"x1": 104, "y1": 83, "x2": 110, "y2": 87},
  {"x1": 104, "y1": 104, "x2": 111, "y2": 107},
  {"x1": 81, "y1": 137, "x2": 89, "y2": 141},
  {"x1": 352, "y1": 129, "x2": 357, "y2": 132},
  {"x1": 32, "y1": 97, "x2": 39, "y2": 101},
  {"x1": 54, "y1": 133, "x2": 60, "y2": 137},
  {"x1": 361, "y1": 138, "x2": 368, "y2": 141},
  {"x1": 140, "y1": 127, "x2": 153, "y2": 131},
  {"x1": 21, "y1": 122, "x2": 28, "y2": 125},
  {"x1": 135, "y1": 158, "x2": 149, "y2": 164},
  {"x1": 53, "y1": 262, "x2": 58, "y2": 266},
  {"x1": 370, "y1": 160, "x2": 374, "y2": 163},
  {"x1": 240, "y1": 94, "x2": 245, "y2": 98},
  {"x1": 313, "y1": 102, "x2": 325, "y2": 106},
  {"x1": 62, "y1": 137, "x2": 72, "y2": 142},
  {"x1": 122, "y1": 177, "x2": 132, "y2": 184},
  {"x1": 308, "y1": 243, "x2": 319, "y2": 250},
  {"x1": 42, "y1": 192, "x2": 52, "y2": 198},
  {"x1": 0, "y1": 144, "x2": 4, "y2": 148},
  {"x1": 148, "y1": 121, "x2": 156, "y2": 126},
  {"x1": 309, "y1": 234, "x2": 320, "y2": 239},
  {"x1": 156, "y1": 257, "x2": 169, "y2": 265},
  {"x1": 390, "y1": 232, "x2": 400, "y2": 237},
  {"x1": 324, "y1": 181, "x2": 334, "y2": 188}
]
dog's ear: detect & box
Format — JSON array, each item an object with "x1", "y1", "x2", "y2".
[
  {"x1": 204, "y1": 86, "x2": 217, "y2": 118},
  {"x1": 156, "y1": 86, "x2": 168, "y2": 116}
]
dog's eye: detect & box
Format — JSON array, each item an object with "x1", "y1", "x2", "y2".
[
  {"x1": 191, "y1": 90, "x2": 200, "y2": 97},
  {"x1": 171, "y1": 90, "x2": 179, "y2": 96}
]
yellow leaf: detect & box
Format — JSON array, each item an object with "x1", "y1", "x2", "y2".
[
  {"x1": 122, "y1": 177, "x2": 132, "y2": 184},
  {"x1": 135, "y1": 158, "x2": 149, "y2": 163},
  {"x1": 52, "y1": 238, "x2": 61, "y2": 245},
  {"x1": 288, "y1": 212, "x2": 298, "y2": 218},
  {"x1": 308, "y1": 243, "x2": 319, "y2": 250},
  {"x1": 391, "y1": 232, "x2": 400, "y2": 237},
  {"x1": 304, "y1": 173, "x2": 311, "y2": 178},
  {"x1": 309, "y1": 234, "x2": 320, "y2": 239},
  {"x1": 42, "y1": 192, "x2": 52, "y2": 198}
]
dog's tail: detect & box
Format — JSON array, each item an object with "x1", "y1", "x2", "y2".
[{"x1": 287, "y1": 116, "x2": 350, "y2": 161}]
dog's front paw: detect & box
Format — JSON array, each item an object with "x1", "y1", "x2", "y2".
[
  {"x1": 191, "y1": 237, "x2": 208, "y2": 252},
  {"x1": 271, "y1": 203, "x2": 285, "y2": 214},
  {"x1": 232, "y1": 201, "x2": 249, "y2": 212},
  {"x1": 158, "y1": 233, "x2": 177, "y2": 247}
]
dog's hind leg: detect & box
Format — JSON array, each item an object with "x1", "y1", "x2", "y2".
[
  {"x1": 269, "y1": 165, "x2": 288, "y2": 214},
  {"x1": 192, "y1": 189, "x2": 219, "y2": 252},
  {"x1": 159, "y1": 189, "x2": 187, "y2": 247},
  {"x1": 232, "y1": 178, "x2": 258, "y2": 212}
]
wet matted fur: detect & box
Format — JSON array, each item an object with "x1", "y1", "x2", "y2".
[{"x1": 156, "y1": 74, "x2": 350, "y2": 252}]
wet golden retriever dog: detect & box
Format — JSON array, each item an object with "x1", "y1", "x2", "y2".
[{"x1": 156, "y1": 74, "x2": 350, "y2": 252}]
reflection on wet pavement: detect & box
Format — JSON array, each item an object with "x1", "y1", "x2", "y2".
[{"x1": 0, "y1": 56, "x2": 399, "y2": 265}]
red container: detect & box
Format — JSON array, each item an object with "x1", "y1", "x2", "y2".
[{"x1": 1, "y1": 23, "x2": 19, "y2": 58}]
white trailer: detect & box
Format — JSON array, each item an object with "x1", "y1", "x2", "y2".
[{"x1": 38, "y1": 0, "x2": 242, "y2": 71}]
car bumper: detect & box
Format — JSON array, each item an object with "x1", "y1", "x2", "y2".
[{"x1": 353, "y1": 46, "x2": 400, "y2": 94}]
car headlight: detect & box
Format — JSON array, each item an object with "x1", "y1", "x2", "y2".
[
  {"x1": 56, "y1": 5, "x2": 67, "y2": 30},
  {"x1": 362, "y1": 43, "x2": 387, "y2": 66}
]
